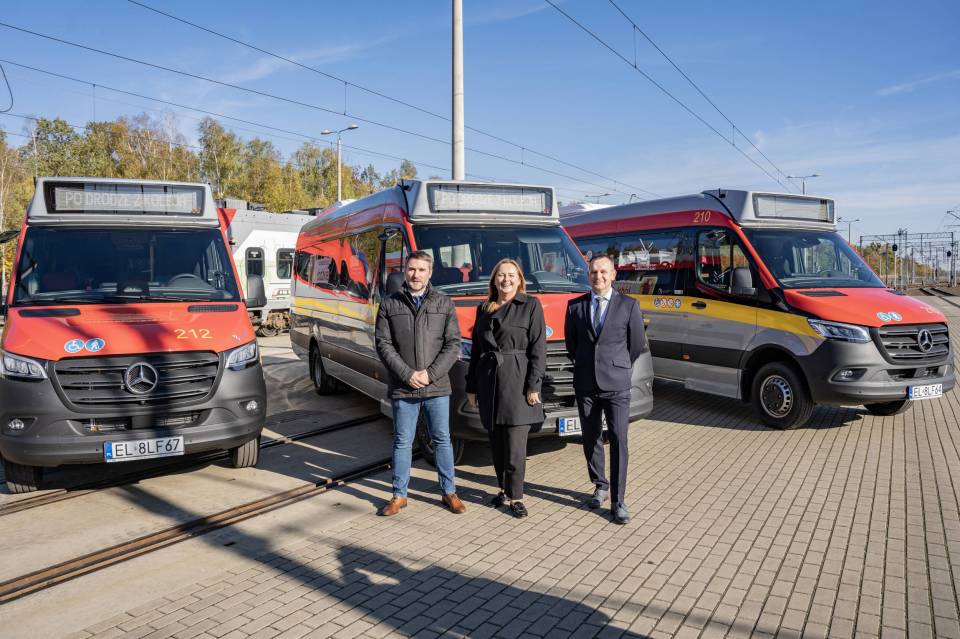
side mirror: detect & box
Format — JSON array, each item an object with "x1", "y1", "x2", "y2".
[
  {"x1": 244, "y1": 274, "x2": 267, "y2": 308},
  {"x1": 731, "y1": 267, "x2": 757, "y2": 297},
  {"x1": 385, "y1": 272, "x2": 404, "y2": 296}
]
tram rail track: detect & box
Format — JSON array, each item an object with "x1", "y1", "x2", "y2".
[
  {"x1": 0, "y1": 413, "x2": 384, "y2": 517},
  {"x1": 918, "y1": 286, "x2": 960, "y2": 309},
  {"x1": 0, "y1": 452, "x2": 402, "y2": 604}
]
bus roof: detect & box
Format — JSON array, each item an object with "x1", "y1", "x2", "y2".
[
  {"x1": 299, "y1": 179, "x2": 560, "y2": 238},
  {"x1": 27, "y1": 177, "x2": 220, "y2": 227},
  {"x1": 561, "y1": 189, "x2": 836, "y2": 232}
]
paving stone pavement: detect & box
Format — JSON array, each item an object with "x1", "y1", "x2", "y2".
[{"x1": 75, "y1": 304, "x2": 960, "y2": 638}]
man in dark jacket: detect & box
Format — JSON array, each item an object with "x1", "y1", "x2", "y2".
[
  {"x1": 375, "y1": 250, "x2": 466, "y2": 516},
  {"x1": 564, "y1": 254, "x2": 648, "y2": 524}
]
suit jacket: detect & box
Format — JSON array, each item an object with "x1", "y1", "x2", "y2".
[{"x1": 564, "y1": 289, "x2": 648, "y2": 393}]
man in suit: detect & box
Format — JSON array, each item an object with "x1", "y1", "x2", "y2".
[{"x1": 564, "y1": 254, "x2": 648, "y2": 524}]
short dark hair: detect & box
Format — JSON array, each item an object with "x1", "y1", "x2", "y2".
[
  {"x1": 588, "y1": 254, "x2": 615, "y2": 269},
  {"x1": 405, "y1": 250, "x2": 433, "y2": 268}
]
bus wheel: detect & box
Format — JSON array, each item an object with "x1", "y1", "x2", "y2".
[
  {"x1": 3, "y1": 459, "x2": 42, "y2": 494},
  {"x1": 416, "y1": 412, "x2": 466, "y2": 467},
  {"x1": 864, "y1": 400, "x2": 910, "y2": 416},
  {"x1": 229, "y1": 436, "x2": 260, "y2": 468},
  {"x1": 310, "y1": 345, "x2": 339, "y2": 395},
  {"x1": 751, "y1": 362, "x2": 814, "y2": 430},
  {"x1": 257, "y1": 324, "x2": 280, "y2": 338}
]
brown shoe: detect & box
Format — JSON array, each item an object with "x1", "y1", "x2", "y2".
[
  {"x1": 442, "y1": 493, "x2": 467, "y2": 514},
  {"x1": 378, "y1": 496, "x2": 407, "y2": 516}
]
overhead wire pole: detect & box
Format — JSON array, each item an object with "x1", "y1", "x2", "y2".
[{"x1": 452, "y1": 0, "x2": 465, "y2": 181}]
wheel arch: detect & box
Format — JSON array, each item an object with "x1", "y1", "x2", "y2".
[{"x1": 740, "y1": 346, "x2": 807, "y2": 402}]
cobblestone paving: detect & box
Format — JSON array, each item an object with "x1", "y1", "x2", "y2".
[{"x1": 74, "y1": 303, "x2": 960, "y2": 638}]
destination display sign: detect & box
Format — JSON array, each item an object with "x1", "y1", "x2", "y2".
[
  {"x1": 753, "y1": 194, "x2": 834, "y2": 222},
  {"x1": 428, "y1": 184, "x2": 551, "y2": 215},
  {"x1": 47, "y1": 184, "x2": 204, "y2": 215}
]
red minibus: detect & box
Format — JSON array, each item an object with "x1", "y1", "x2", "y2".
[{"x1": 0, "y1": 177, "x2": 268, "y2": 492}]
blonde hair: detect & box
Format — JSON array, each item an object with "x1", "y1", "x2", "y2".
[{"x1": 482, "y1": 258, "x2": 527, "y2": 312}]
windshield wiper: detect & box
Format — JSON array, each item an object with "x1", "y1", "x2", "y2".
[{"x1": 434, "y1": 282, "x2": 490, "y2": 295}]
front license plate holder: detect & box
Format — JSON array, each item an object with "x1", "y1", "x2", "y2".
[
  {"x1": 908, "y1": 383, "x2": 943, "y2": 400},
  {"x1": 104, "y1": 436, "x2": 185, "y2": 462}
]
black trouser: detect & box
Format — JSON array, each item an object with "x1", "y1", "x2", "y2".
[
  {"x1": 488, "y1": 424, "x2": 531, "y2": 500},
  {"x1": 577, "y1": 389, "x2": 631, "y2": 506}
]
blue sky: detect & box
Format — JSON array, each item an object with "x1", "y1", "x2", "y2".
[{"x1": 0, "y1": 0, "x2": 957, "y2": 239}]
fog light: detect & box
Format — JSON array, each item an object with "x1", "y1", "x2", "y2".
[
  {"x1": 244, "y1": 400, "x2": 259, "y2": 413},
  {"x1": 7, "y1": 418, "x2": 25, "y2": 431},
  {"x1": 833, "y1": 368, "x2": 866, "y2": 382}
]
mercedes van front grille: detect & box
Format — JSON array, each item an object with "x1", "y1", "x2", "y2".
[
  {"x1": 542, "y1": 341, "x2": 576, "y2": 401},
  {"x1": 54, "y1": 352, "x2": 220, "y2": 408},
  {"x1": 874, "y1": 323, "x2": 950, "y2": 364}
]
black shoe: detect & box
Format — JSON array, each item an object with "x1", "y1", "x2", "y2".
[
  {"x1": 588, "y1": 487, "x2": 609, "y2": 509},
  {"x1": 510, "y1": 501, "x2": 528, "y2": 518},
  {"x1": 490, "y1": 491, "x2": 506, "y2": 508},
  {"x1": 612, "y1": 504, "x2": 631, "y2": 524}
]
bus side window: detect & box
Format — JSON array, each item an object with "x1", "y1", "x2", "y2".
[
  {"x1": 245, "y1": 247, "x2": 264, "y2": 279},
  {"x1": 379, "y1": 229, "x2": 407, "y2": 295},
  {"x1": 309, "y1": 240, "x2": 340, "y2": 290},
  {"x1": 349, "y1": 229, "x2": 380, "y2": 301},
  {"x1": 276, "y1": 249, "x2": 294, "y2": 279},
  {"x1": 695, "y1": 229, "x2": 752, "y2": 295}
]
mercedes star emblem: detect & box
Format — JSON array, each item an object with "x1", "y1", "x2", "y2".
[
  {"x1": 917, "y1": 329, "x2": 934, "y2": 353},
  {"x1": 124, "y1": 362, "x2": 159, "y2": 394}
]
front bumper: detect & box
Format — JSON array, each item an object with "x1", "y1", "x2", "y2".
[
  {"x1": 800, "y1": 339, "x2": 955, "y2": 405},
  {"x1": 0, "y1": 363, "x2": 267, "y2": 467}
]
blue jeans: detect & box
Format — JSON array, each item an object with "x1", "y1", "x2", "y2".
[{"x1": 391, "y1": 396, "x2": 456, "y2": 497}]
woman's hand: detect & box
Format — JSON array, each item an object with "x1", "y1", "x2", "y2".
[
  {"x1": 467, "y1": 392, "x2": 478, "y2": 408},
  {"x1": 526, "y1": 391, "x2": 541, "y2": 406}
]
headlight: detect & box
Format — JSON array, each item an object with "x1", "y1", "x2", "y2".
[
  {"x1": 458, "y1": 339, "x2": 472, "y2": 362},
  {"x1": 807, "y1": 319, "x2": 871, "y2": 343},
  {"x1": 225, "y1": 340, "x2": 259, "y2": 370},
  {"x1": 1, "y1": 349, "x2": 48, "y2": 380}
]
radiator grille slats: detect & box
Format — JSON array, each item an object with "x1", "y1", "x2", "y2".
[{"x1": 875, "y1": 323, "x2": 950, "y2": 364}]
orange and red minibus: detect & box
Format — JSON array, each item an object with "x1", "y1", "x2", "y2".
[
  {"x1": 0, "y1": 177, "x2": 268, "y2": 492},
  {"x1": 290, "y1": 180, "x2": 655, "y2": 461},
  {"x1": 564, "y1": 189, "x2": 954, "y2": 429}
]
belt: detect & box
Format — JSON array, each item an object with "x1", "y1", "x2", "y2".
[{"x1": 481, "y1": 349, "x2": 525, "y2": 367}]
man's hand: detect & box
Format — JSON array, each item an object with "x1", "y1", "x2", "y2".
[
  {"x1": 407, "y1": 369, "x2": 430, "y2": 389},
  {"x1": 467, "y1": 392, "x2": 478, "y2": 408},
  {"x1": 526, "y1": 391, "x2": 541, "y2": 406}
]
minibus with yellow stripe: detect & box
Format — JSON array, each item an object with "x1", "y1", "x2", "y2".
[
  {"x1": 564, "y1": 189, "x2": 954, "y2": 429},
  {"x1": 289, "y1": 180, "x2": 655, "y2": 462}
]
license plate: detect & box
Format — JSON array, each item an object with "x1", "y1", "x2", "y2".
[
  {"x1": 909, "y1": 383, "x2": 943, "y2": 400},
  {"x1": 104, "y1": 436, "x2": 184, "y2": 462},
  {"x1": 558, "y1": 417, "x2": 581, "y2": 436}
]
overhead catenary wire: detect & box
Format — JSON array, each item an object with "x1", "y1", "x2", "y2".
[
  {"x1": 0, "y1": 63, "x2": 13, "y2": 113},
  {"x1": 0, "y1": 21, "x2": 655, "y2": 200},
  {"x1": 544, "y1": 0, "x2": 796, "y2": 193},
  {"x1": 125, "y1": 0, "x2": 659, "y2": 199}
]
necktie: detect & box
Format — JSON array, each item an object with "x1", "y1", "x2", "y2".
[{"x1": 593, "y1": 296, "x2": 605, "y2": 333}]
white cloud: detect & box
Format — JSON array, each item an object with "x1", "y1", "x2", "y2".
[
  {"x1": 876, "y1": 69, "x2": 960, "y2": 96},
  {"x1": 220, "y1": 40, "x2": 392, "y2": 85}
]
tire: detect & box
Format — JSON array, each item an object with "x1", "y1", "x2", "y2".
[
  {"x1": 310, "y1": 345, "x2": 339, "y2": 395},
  {"x1": 257, "y1": 324, "x2": 280, "y2": 338},
  {"x1": 864, "y1": 399, "x2": 911, "y2": 416},
  {"x1": 415, "y1": 410, "x2": 466, "y2": 467},
  {"x1": 751, "y1": 361, "x2": 815, "y2": 430},
  {"x1": 229, "y1": 436, "x2": 260, "y2": 468},
  {"x1": 3, "y1": 458, "x2": 42, "y2": 494}
]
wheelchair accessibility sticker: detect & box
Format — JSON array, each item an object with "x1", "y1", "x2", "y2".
[
  {"x1": 876, "y1": 311, "x2": 902, "y2": 322},
  {"x1": 653, "y1": 297, "x2": 682, "y2": 309},
  {"x1": 545, "y1": 326, "x2": 554, "y2": 338},
  {"x1": 64, "y1": 337, "x2": 106, "y2": 353}
]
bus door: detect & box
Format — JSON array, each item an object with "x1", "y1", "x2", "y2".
[
  {"x1": 683, "y1": 228, "x2": 759, "y2": 398},
  {"x1": 336, "y1": 229, "x2": 380, "y2": 378}
]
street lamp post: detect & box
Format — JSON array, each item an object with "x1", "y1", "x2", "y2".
[
  {"x1": 321, "y1": 124, "x2": 359, "y2": 202},
  {"x1": 837, "y1": 216, "x2": 860, "y2": 244},
  {"x1": 786, "y1": 173, "x2": 820, "y2": 194}
]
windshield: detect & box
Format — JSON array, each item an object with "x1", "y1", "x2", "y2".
[
  {"x1": 745, "y1": 229, "x2": 884, "y2": 289},
  {"x1": 412, "y1": 225, "x2": 590, "y2": 294},
  {"x1": 13, "y1": 227, "x2": 240, "y2": 305}
]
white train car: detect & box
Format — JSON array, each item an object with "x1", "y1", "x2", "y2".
[{"x1": 223, "y1": 207, "x2": 313, "y2": 336}]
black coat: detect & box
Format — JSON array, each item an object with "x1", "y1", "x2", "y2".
[
  {"x1": 564, "y1": 290, "x2": 648, "y2": 393},
  {"x1": 375, "y1": 284, "x2": 461, "y2": 399},
  {"x1": 465, "y1": 293, "x2": 546, "y2": 428}
]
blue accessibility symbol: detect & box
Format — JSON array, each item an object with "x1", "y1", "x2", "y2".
[
  {"x1": 84, "y1": 338, "x2": 106, "y2": 353},
  {"x1": 545, "y1": 326, "x2": 554, "y2": 338},
  {"x1": 64, "y1": 339, "x2": 84, "y2": 354}
]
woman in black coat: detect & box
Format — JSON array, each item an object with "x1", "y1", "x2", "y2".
[{"x1": 465, "y1": 258, "x2": 546, "y2": 518}]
